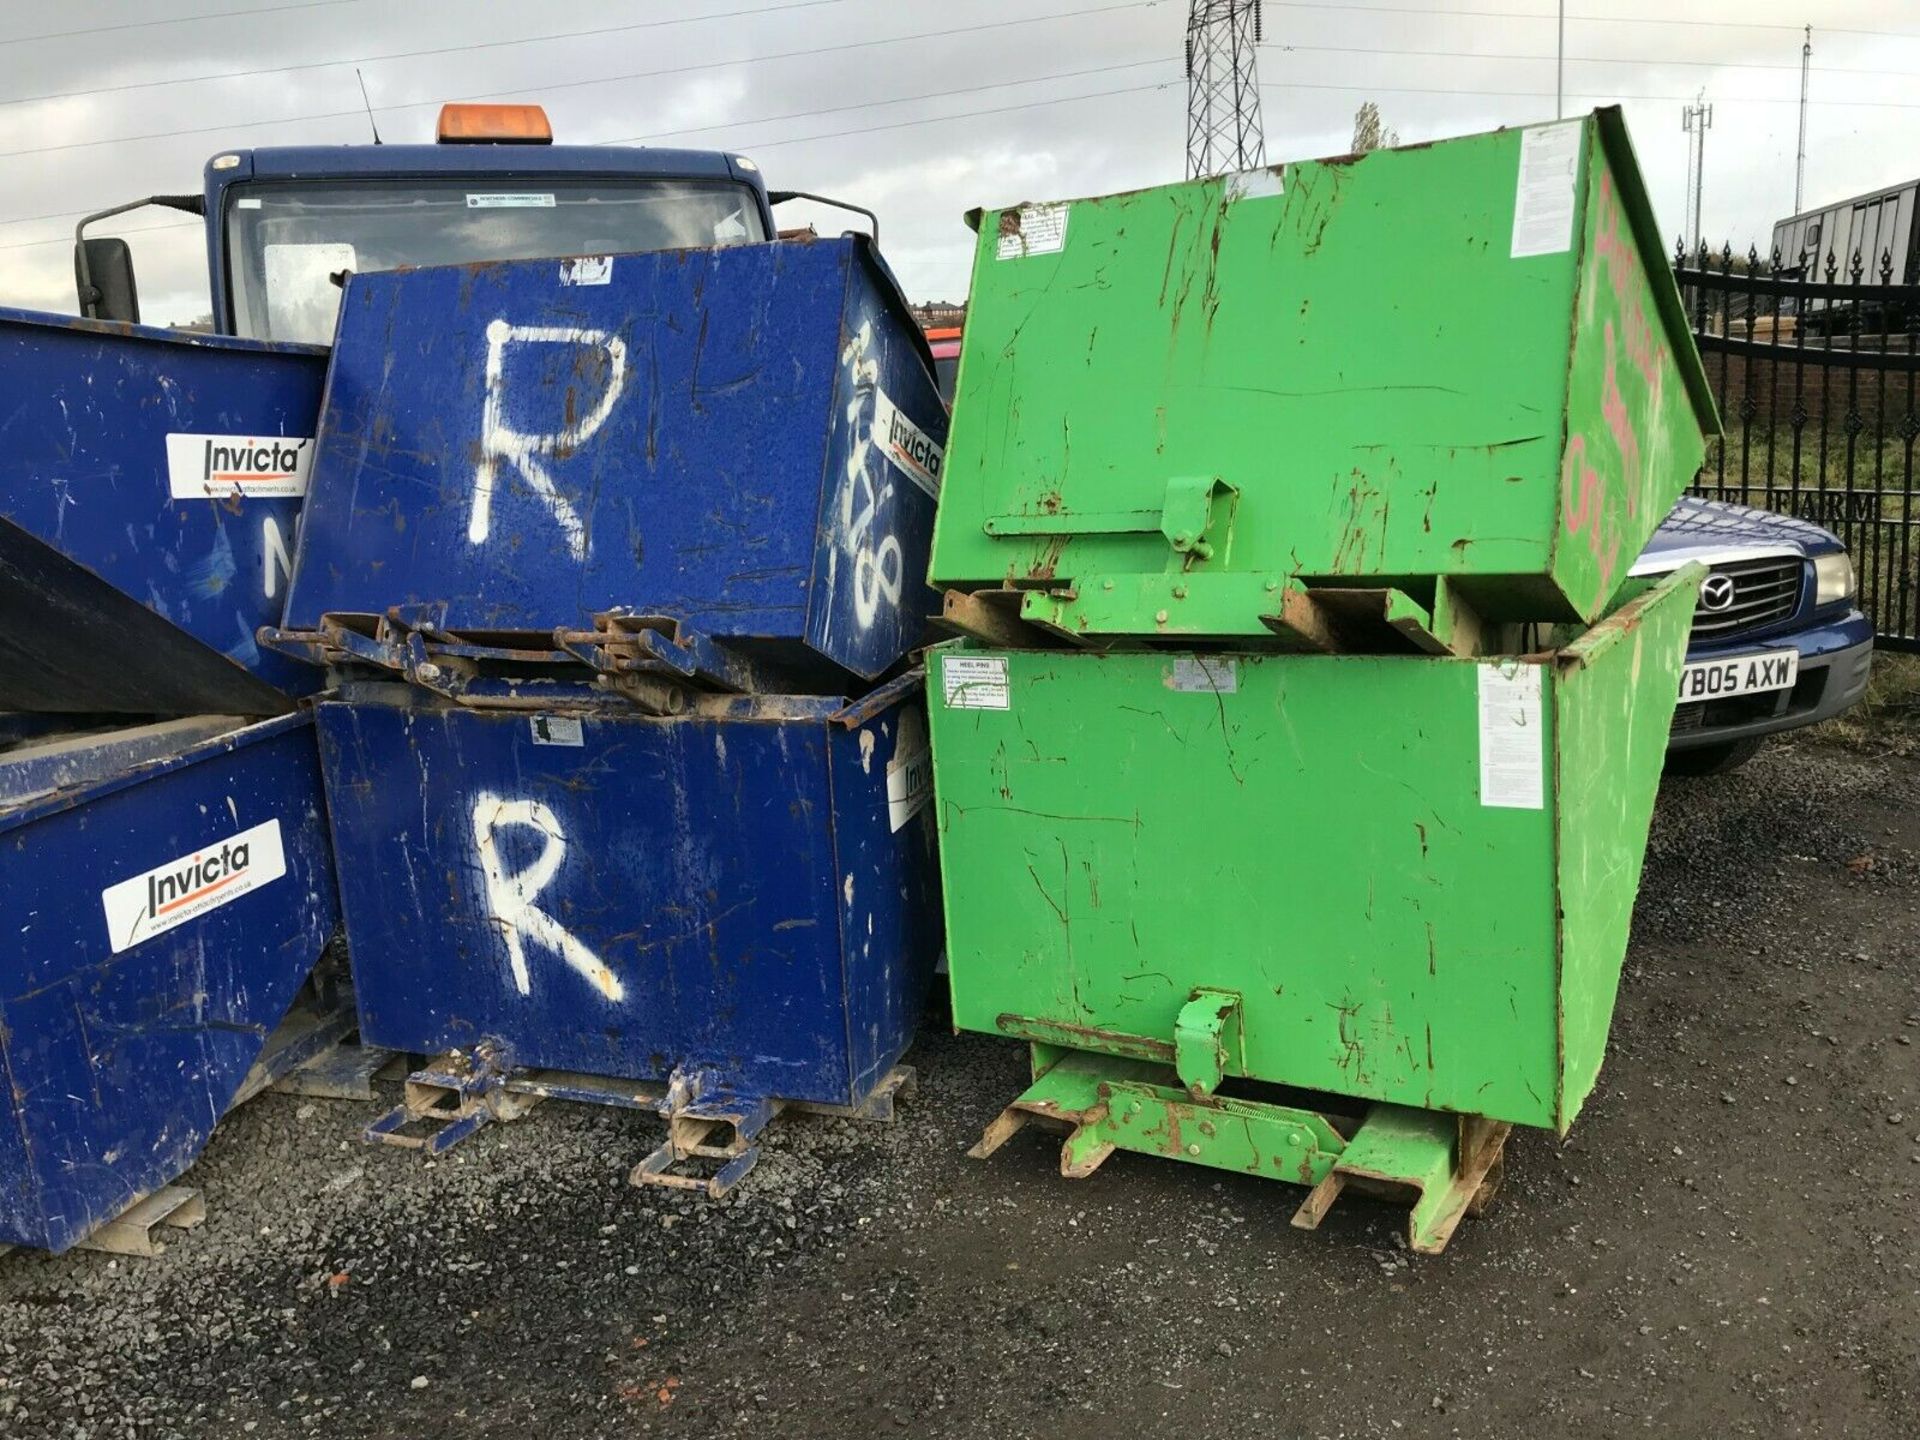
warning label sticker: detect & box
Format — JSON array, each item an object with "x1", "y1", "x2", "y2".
[
  {"x1": 942, "y1": 654, "x2": 1010, "y2": 710},
  {"x1": 165, "y1": 434, "x2": 314, "y2": 499},
  {"x1": 1510, "y1": 121, "x2": 1581, "y2": 259},
  {"x1": 996, "y1": 202, "x2": 1069, "y2": 260},
  {"x1": 1477, "y1": 664, "x2": 1545, "y2": 809},
  {"x1": 1167, "y1": 656, "x2": 1239, "y2": 694},
  {"x1": 100, "y1": 818, "x2": 287, "y2": 954}
]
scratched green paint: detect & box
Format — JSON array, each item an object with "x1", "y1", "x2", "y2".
[
  {"x1": 928, "y1": 568, "x2": 1700, "y2": 1134},
  {"x1": 930, "y1": 109, "x2": 1716, "y2": 629},
  {"x1": 1551, "y1": 567, "x2": 1702, "y2": 1119}
]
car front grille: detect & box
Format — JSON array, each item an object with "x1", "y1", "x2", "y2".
[{"x1": 1691, "y1": 556, "x2": 1803, "y2": 637}]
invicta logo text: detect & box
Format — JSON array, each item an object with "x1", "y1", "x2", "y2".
[
  {"x1": 164, "y1": 432, "x2": 315, "y2": 499},
  {"x1": 100, "y1": 819, "x2": 288, "y2": 953},
  {"x1": 201, "y1": 438, "x2": 308, "y2": 484},
  {"x1": 146, "y1": 836, "x2": 253, "y2": 922},
  {"x1": 884, "y1": 407, "x2": 942, "y2": 488}
]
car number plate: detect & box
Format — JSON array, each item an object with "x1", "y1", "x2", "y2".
[{"x1": 1678, "y1": 649, "x2": 1799, "y2": 701}]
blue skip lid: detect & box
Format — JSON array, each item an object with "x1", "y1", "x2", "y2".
[
  {"x1": 314, "y1": 680, "x2": 940, "y2": 1108},
  {"x1": 277, "y1": 236, "x2": 946, "y2": 691},
  {"x1": 0, "y1": 711, "x2": 339, "y2": 1253},
  {"x1": 0, "y1": 307, "x2": 329, "y2": 715}
]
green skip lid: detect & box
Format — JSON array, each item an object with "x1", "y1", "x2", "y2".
[{"x1": 931, "y1": 108, "x2": 1719, "y2": 634}]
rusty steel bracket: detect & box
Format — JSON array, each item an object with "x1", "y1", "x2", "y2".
[
  {"x1": 550, "y1": 609, "x2": 782, "y2": 706},
  {"x1": 1263, "y1": 581, "x2": 1488, "y2": 659},
  {"x1": 974, "y1": 1046, "x2": 1508, "y2": 1254},
  {"x1": 257, "y1": 617, "x2": 399, "y2": 671},
  {"x1": 932, "y1": 589, "x2": 1054, "y2": 649},
  {"x1": 385, "y1": 600, "x2": 450, "y2": 636},
  {"x1": 629, "y1": 1064, "x2": 916, "y2": 1199},
  {"x1": 365, "y1": 1044, "x2": 539, "y2": 1155},
  {"x1": 630, "y1": 1107, "x2": 771, "y2": 1200},
  {"x1": 255, "y1": 625, "x2": 338, "y2": 668},
  {"x1": 1290, "y1": 1105, "x2": 1511, "y2": 1255},
  {"x1": 830, "y1": 667, "x2": 925, "y2": 729},
  {"x1": 367, "y1": 1050, "x2": 915, "y2": 1201}
]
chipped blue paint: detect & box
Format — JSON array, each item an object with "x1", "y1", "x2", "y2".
[
  {"x1": 184, "y1": 522, "x2": 237, "y2": 599},
  {"x1": 313, "y1": 688, "x2": 938, "y2": 1109},
  {"x1": 225, "y1": 611, "x2": 263, "y2": 668},
  {"x1": 0, "y1": 306, "x2": 328, "y2": 714},
  {"x1": 0, "y1": 712, "x2": 340, "y2": 1253},
  {"x1": 281, "y1": 236, "x2": 944, "y2": 687}
]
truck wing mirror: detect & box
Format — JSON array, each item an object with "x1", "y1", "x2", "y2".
[
  {"x1": 768, "y1": 190, "x2": 879, "y2": 250},
  {"x1": 74, "y1": 237, "x2": 139, "y2": 324},
  {"x1": 73, "y1": 194, "x2": 205, "y2": 323}
]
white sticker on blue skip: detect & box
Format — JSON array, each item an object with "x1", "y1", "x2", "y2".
[
  {"x1": 885, "y1": 709, "x2": 933, "y2": 831},
  {"x1": 101, "y1": 819, "x2": 287, "y2": 954},
  {"x1": 886, "y1": 746, "x2": 932, "y2": 832},
  {"x1": 529, "y1": 715, "x2": 584, "y2": 747},
  {"x1": 872, "y1": 386, "x2": 943, "y2": 497},
  {"x1": 559, "y1": 255, "x2": 613, "y2": 286}
]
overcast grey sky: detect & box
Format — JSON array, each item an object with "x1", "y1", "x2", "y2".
[{"x1": 1, "y1": 0, "x2": 1916, "y2": 325}]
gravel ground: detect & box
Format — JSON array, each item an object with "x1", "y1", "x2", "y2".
[{"x1": 2, "y1": 735, "x2": 1916, "y2": 1439}]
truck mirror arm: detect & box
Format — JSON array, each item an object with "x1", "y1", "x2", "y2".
[
  {"x1": 767, "y1": 190, "x2": 879, "y2": 250},
  {"x1": 74, "y1": 194, "x2": 206, "y2": 319}
]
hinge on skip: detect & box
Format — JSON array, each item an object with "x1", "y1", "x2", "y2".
[{"x1": 551, "y1": 609, "x2": 783, "y2": 712}]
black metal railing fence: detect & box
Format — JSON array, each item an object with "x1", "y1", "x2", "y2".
[{"x1": 1676, "y1": 241, "x2": 1920, "y2": 652}]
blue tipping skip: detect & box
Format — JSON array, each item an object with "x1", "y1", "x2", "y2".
[
  {"x1": 281, "y1": 236, "x2": 946, "y2": 686},
  {"x1": 0, "y1": 307, "x2": 328, "y2": 714},
  {"x1": 312, "y1": 686, "x2": 938, "y2": 1110},
  {"x1": 0, "y1": 712, "x2": 340, "y2": 1252}
]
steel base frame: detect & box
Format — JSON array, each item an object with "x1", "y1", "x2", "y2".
[
  {"x1": 366, "y1": 1048, "x2": 916, "y2": 1200},
  {"x1": 971, "y1": 1044, "x2": 1509, "y2": 1255}
]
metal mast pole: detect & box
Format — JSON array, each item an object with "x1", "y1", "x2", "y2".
[
  {"x1": 1556, "y1": 0, "x2": 1565, "y2": 120},
  {"x1": 1186, "y1": 0, "x2": 1266, "y2": 178},
  {"x1": 1682, "y1": 90, "x2": 1713, "y2": 252},
  {"x1": 1795, "y1": 25, "x2": 1811, "y2": 214}
]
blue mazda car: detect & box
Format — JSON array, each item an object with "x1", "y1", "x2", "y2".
[{"x1": 1632, "y1": 496, "x2": 1874, "y2": 774}]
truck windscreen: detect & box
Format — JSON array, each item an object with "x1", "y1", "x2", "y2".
[{"x1": 224, "y1": 176, "x2": 766, "y2": 343}]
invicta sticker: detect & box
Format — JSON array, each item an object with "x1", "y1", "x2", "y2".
[
  {"x1": 99, "y1": 819, "x2": 287, "y2": 953},
  {"x1": 165, "y1": 433, "x2": 315, "y2": 499},
  {"x1": 871, "y1": 387, "x2": 942, "y2": 497},
  {"x1": 885, "y1": 708, "x2": 932, "y2": 832}
]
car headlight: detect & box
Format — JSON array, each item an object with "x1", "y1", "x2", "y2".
[{"x1": 1813, "y1": 551, "x2": 1856, "y2": 606}]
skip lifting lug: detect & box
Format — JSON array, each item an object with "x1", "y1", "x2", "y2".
[{"x1": 1161, "y1": 475, "x2": 1238, "y2": 565}]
